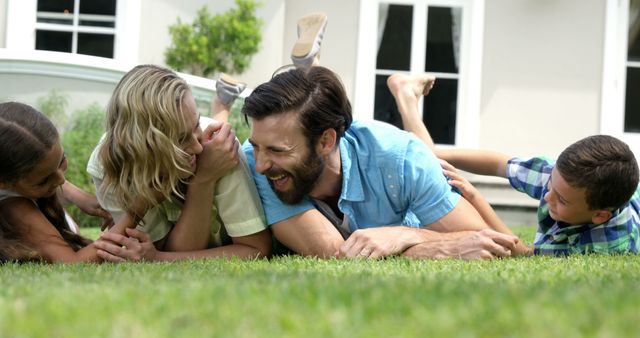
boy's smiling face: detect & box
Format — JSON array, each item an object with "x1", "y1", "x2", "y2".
[{"x1": 543, "y1": 168, "x2": 600, "y2": 225}]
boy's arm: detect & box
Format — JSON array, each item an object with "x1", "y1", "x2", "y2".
[
  {"x1": 442, "y1": 167, "x2": 532, "y2": 256},
  {"x1": 435, "y1": 149, "x2": 511, "y2": 178}
]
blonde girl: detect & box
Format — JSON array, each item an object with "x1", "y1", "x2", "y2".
[{"x1": 90, "y1": 65, "x2": 271, "y2": 261}]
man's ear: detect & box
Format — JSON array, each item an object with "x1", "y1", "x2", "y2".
[
  {"x1": 591, "y1": 209, "x2": 613, "y2": 225},
  {"x1": 316, "y1": 129, "x2": 337, "y2": 156}
]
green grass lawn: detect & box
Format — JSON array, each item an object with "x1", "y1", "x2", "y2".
[{"x1": 1, "y1": 226, "x2": 638, "y2": 338}]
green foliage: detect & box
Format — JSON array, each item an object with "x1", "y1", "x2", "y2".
[
  {"x1": 61, "y1": 103, "x2": 106, "y2": 228},
  {"x1": 1, "y1": 234, "x2": 640, "y2": 338},
  {"x1": 165, "y1": 0, "x2": 262, "y2": 77},
  {"x1": 229, "y1": 102, "x2": 251, "y2": 143},
  {"x1": 37, "y1": 90, "x2": 69, "y2": 132},
  {"x1": 194, "y1": 97, "x2": 251, "y2": 142}
]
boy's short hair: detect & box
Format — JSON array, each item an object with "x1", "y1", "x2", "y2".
[{"x1": 556, "y1": 135, "x2": 639, "y2": 210}]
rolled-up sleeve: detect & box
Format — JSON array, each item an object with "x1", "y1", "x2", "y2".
[{"x1": 215, "y1": 150, "x2": 268, "y2": 237}]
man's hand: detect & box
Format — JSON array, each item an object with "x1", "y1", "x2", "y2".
[
  {"x1": 337, "y1": 227, "x2": 422, "y2": 259},
  {"x1": 452, "y1": 229, "x2": 518, "y2": 259},
  {"x1": 405, "y1": 229, "x2": 519, "y2": 260}
]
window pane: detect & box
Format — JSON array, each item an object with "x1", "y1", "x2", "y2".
[
  {"x1": 35, "y1": 30, "x2": 72, "y2": 53},
  {"x1": 373, "y1": 75, "x2": 403, "y2": 129},
  {"x1": 629, "y1": 1, "x2": 640, "y2": 61},
  {"x1": 625, "y1": 67, "x2": 640, "y2": 132},
  {"x1": 37, "y1": 0, "x2": 74, "y2": 13},
  {"x1": 77, "y1": 33, "x2": 114, "y2": 58},
  {"x1": 425, "y1": 7, "x2": 460, "y2": 73},
  {"x1": 423, "y1": 78, "x2": 458, "y2": 144},
  {"x1": 80, "y1": 0, "x2": 116, "y2": 15},
  {"x1": 37, "y1": 0, "x2": 74, "y2": 25},
  {"x1": 377, "y1": 4, "x2": 413, "y2": 71}
]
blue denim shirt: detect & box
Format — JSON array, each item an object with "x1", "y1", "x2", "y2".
[{"x1": 242, "y1": 120, "x2": 460, "y2": 234}]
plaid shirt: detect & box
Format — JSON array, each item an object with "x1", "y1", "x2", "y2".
[{"x1": 506, "y1": 157, "x2": 640, "y2": 255}]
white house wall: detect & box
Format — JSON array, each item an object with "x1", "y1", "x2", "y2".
[
  {"x1": 136, "y1": 0, "x2": 286, "y2": 88},
  {"x1": 0, "y1": 0, "x2": 6, "y2": 48},
  {"x1": 481, "y1": 0, "x2": 606, "y2": 158}
]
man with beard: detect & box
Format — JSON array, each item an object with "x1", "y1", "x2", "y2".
[{"x1": 241, "y1": 66, "x2": 521, "y2": 259}]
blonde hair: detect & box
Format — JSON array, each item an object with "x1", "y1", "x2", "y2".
[{"x1": 99, "y1": 65, "x2": 193, "y2": 211}]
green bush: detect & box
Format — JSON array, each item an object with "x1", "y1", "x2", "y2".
[
  {"x1": 61, "y1": 103, "x2": 107, "y2": 228},
  {"x1": 229, "y1": 102, "x2": 251, "y2": 143},
  {"x1": 165, "y1": 0, "x2": 262, "y2": 77},
  {"x1": 38, "y1": 90, "x2": 69, "y2": 132},
  {"x1": 195, "y1": 97, "x2": 251, "y2": 142}
]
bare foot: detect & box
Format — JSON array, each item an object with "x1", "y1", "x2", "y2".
[
  {"x1": 386, "y1": 73, "x2": 437, "y2": 149},
  {"x1": 387, "y1": 73, "x2": 436, "y2": 101}
]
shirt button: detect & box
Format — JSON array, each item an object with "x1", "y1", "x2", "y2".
[
  {"x1": 389, "y1": 185, "x2": 394, "y2": 189},
  {"x1": 392, "y1": 194, "x2": 397, "y2": 197},
  {"x1": 387, "y1": 175, "x2": 392, "y2": 179}
]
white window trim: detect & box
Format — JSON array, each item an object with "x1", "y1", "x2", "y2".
[
  {"x1": 354, "y1": 0, "x2": 484, "y2": 147},
  {"x1": 602, "y1": 0, "x2": 640, "y2": 156},
  {"x1": 5, "y1": 0, "x2": 141, "y2": 66}
]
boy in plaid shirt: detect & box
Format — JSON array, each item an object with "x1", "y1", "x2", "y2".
[{"x1": 388, "y1": 73, "x2": 640, "y2": 255}]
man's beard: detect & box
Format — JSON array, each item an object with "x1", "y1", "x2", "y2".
[{"x1": 266, "y1": 149, "x2": 324, "y2": 204}]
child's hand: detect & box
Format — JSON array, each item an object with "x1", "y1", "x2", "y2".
[
  {"x1": 94, "y1": 228, "x2": 157, "y2": 262},
  {"x1": 439, "y1": 159, "x2": 479, "y2": 201},
  {"x1": 77, "y1": 195, "x2": 113, "y2": 227},
  {"x1": 62, "y1": 182, "x2": 114, "y2": 229},
  {"x1": 513, "y1": 243, "x2": 534, "y2": 256}
]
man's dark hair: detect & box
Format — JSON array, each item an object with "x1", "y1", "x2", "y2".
[
  {"x1": 242, "y1": 66, "x2": 353, "y2": 150},
  {"x1": 556, "y1": 135, "x2": 639, "y2": 210}
]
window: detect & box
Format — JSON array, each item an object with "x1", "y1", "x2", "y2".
[
  {"x1": 374, "y1": 4, "x2": 461, "y2": 144},
  {"x1": 35, "y1": 0, "x2": 116, "y2": 58},
  {"x1": 354, "y1": 0, "x2": 483, "y2": 147},
  {"x1": 6, "y1": 0, "x2": 140, "y2": 64},
  {"x1": 626, "y1": 0, "x2": 640, "y2": 133},
  {"x1": 602, "y1": 0, "x2": 640, "y2": 156}
]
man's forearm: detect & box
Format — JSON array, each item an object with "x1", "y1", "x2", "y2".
[
  {"x1": 402, "y1": 229, "x2": 476, "y2": 259},
  {"x1": 402, "y1": 228, "x2": 519, "y2": 259},
  {"x1": 154, "y1": 243, "x2": 266, "y2": 261}
]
